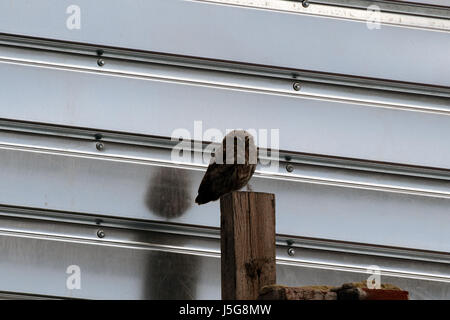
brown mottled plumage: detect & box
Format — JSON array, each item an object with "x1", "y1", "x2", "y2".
[{"x1": 195, "y1": 130, "x2": 257, "y2": 205}]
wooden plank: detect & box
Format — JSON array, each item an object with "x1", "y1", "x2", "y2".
[
  {"x1": 258, "y1": 284, "x2": 409, "y2": 300},
  {"x1": 220, "y1": 191, "x2": 276, "y2": 300},
  {"x1": 259, "y1": 285, "x2": 337, "y2": 300}
]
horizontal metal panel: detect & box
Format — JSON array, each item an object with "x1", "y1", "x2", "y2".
[
  {"x1": 0, "y1": 215, "x2": 448, "y2": 299},
  {"x1": 0, "y1": 130, "x2": 449, "y2": 252},
  {"x1": 391, "y1": 0, "x2": 450, "y2": 6},
  {"x1": 0, "y1": 292, "x2": 57, "y2": 300},
  {"x1": 322, "y1": 0, "x2": 450, "y2": 8},
  {"x1": 0, "y1": 0, "x2": 449, "y2": 87},
  {"x1": 1, "y1": 118, "x2": 449, "y2": 182},
  {"x1": 209, "y1": 0, "x2": 450, "y2": 26},
  {"x1": 1, "y1": 46, "x2": 449, "y2": 170}
]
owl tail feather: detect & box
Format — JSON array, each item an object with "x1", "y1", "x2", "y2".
[{"x1": 195, "y1": 194, "x2": 209, "y2": 205}]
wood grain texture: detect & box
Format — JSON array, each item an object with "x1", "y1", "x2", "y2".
[
  {"x1": 220, "y1": 191, "x2": 276, "y2": 300},
  {"x1": 259, "y1": 285, "x2": 337, "y2": 300},
  {"x1": 258, "y1": 284, "x2": 409, "y2": 300}
]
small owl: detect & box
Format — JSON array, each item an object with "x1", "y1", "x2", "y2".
[{"x1": 195, "y1": 130, "x2": 257, "y2": 205}]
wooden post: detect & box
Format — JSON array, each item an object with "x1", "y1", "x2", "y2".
[{"x1": 220, "y1": 191, "x2": 276, "y2": 300}]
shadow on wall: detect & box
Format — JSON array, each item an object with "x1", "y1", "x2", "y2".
[
  {"x1": 144, "y1": 166, "x2": 199, "y2": 299},
  {"x1": 143, "y1": 250, "x2": 200, "y2": 299},
  {"x1": 145, "y1": 166, "x2": 192, "y2": 219}
]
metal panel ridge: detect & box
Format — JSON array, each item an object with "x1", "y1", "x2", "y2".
[
  {"x1": 1, "y1": 132, "x2": 450, "y2": 252},
  {"x1": 0, "y1": 0, "x2": 449, "y2": 87},
  {"x1": 1, "y1": 49, "x2": 449, "y2": 170}
]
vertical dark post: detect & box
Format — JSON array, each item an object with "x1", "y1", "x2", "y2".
[{"x1": 220, "y1": 191, "x2": 276, "y2": 300}]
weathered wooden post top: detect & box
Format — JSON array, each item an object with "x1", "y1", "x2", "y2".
[{"x1": 220, "y1": 191, "x2": 276, "y2": 300}]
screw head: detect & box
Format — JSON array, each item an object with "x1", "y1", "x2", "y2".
[
  {"x1": 96, "y1": 142, "x2": 104, "y2": 151},
  {"x1": 97, "y1": 230, "x2": 105, "y2": 238},
  {"x1": 288, "y1": 247, "x2": 295, "y2": 256},
  {"x1": 293, "y1": 82, "x2": 301, "y2": 91},
  {"x1": 286, "y1": 164, "x2": 294, "y2": 173},
  {"x1": 97, "y1": 58, "x2": 105, "y2": 67},
  {"x1": 302, "y1": 0, "x2": 310, "y2": 8}
]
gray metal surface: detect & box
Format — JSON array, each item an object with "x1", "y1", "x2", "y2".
[
  {"x1": 1, "y1": 45, "x2": 449, "y2": 170},
  {"x1": 0, "y1": 0, "x2": 449, "y2": 87},
  {"x1": 0, "y1": 214, "x2": 448, "y2": 299},
  {"x1": 0, "y1": 129, "x2": 449, "y2": 252},
  {"x1": 319, "y1": 0, "x2": 450, "y2": 9},
  {"x1": 210, "y1": 0, "x2": 450, "y2": 25},
  {"x1": 389, "y1": 0, "x2": 450, "y2": 6},
  {"x1": 0, "y1": 1, "x2": 449, "y2": 300}
]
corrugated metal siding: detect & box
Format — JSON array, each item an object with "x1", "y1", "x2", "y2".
[{"x1": 0, "y1": 0, "x2": 449, "y2": 299}]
